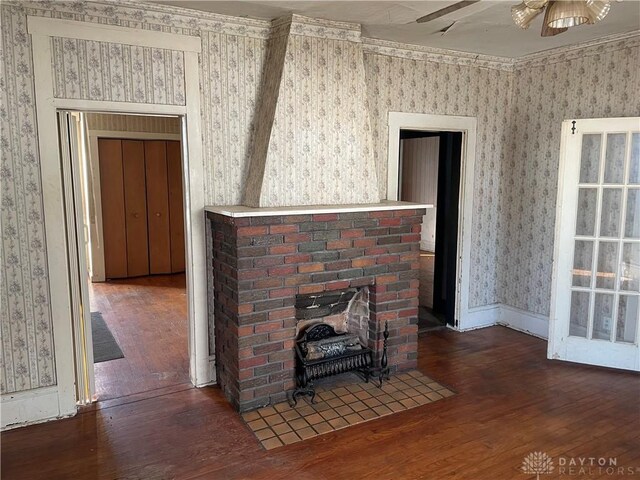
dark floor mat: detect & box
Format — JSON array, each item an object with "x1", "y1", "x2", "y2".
[{"x1": 91, "y1": 312, "x2": 124, "y2": 363}]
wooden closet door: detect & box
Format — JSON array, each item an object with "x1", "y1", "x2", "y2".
[
  {"x1": 145, "y1": 141, "x2": 172, "y2": 274},
  {"x1": 122, "y1": 140, "x2": 149, "y2": 277},
  {"x1": 166, "y1": 141, "x2": 185, "y2": 273},
  {"x1": 98, "y1": 139, "x2": 128, "y2": 279}
]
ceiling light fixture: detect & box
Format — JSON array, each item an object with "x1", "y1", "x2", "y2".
[
  {"x1": 546, "y1": 0, "x2": 592, "y2": 28},
  {"x1": 511, "y1": 0, "x2": 612, "y2": 37}
]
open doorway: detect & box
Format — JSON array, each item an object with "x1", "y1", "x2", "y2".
[
  {"x1": 398, "y1": 130, "x2": 463, "y2": 332},
  {"x1": 59, "y1": 111, "x2": 189, "y2": 402}
]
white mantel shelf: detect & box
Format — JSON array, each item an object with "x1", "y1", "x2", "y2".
[{"x1": 205, "y1": 201, "x2": 432, "y2": 218}]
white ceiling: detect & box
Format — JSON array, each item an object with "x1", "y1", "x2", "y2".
[{"x1": 154, "y1": 0, "x2": 640, "y2": 58}]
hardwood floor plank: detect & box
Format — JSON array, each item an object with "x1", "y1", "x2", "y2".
[
  {"x1": 2, "y1": 326, "x2": 639, "y2": 480},
  {"x1": 90, "y1": 274, "x2": 189, "y2": 401}
]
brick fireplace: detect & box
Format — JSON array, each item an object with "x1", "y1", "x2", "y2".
[{"x1": 206, "y1": 203, "x2": 427, "y2": 412}]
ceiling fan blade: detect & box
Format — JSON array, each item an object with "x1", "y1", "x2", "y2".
[
  {"x1": 439, "y1": 21, "x2": 459, "y2": 36},
  {"x1": 416, "y1": 1, "x2": 481, "y2": 23}
]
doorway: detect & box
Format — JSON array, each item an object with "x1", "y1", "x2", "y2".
[
  {"x1": 399, "y1": 130, "x2": 463, "y2": 331},
  {"x1": 59, "y1": 111, "x2": 190, "y2": 401}
]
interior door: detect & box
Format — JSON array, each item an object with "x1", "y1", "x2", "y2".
[
  {"x1": 433, "y1": 132, "x2": 462, "y2": 326},
  {"x1": 145, "y1": 140, "x2": 172, "y2": 274},
  {"x1": 550, "y1": 117, "x2": 640, "y2": 371},
  {"x1": 167, "y1": 140, "x2": 186, "y2": 273},
  {"x1": 122, "y1": 140, "x2": 150, "y2": 277},
  {"x1": 98, "y1": 138, "x2": 128, "y2": 279}
]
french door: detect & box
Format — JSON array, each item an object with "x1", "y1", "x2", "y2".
[{"x1": 550, "y1": 117, "x2": 640, "y2": 371}]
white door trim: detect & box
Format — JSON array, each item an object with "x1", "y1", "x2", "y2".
[
  {"x1": 52, "y1": 99, "x2": 187, "y2": 115},
  {"x1": 387, "y1": 112, "x2": 477, "y2": 330},
  {"x1": 57, "y1": 112, "x2": 95, "y2": 405},
  {"x1": 23, "y1": 17, "x2": 211, "y2": 425},
  {"x1": 86, "y1": 130, "x2": 182, "y2": 282},
  {"x1": 1, "y1": 387, "x2": 64, "y2": 430}
]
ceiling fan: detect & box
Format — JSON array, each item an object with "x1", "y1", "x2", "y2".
[
  {"x1": 416, "y1": 1, "x2": 484, "y2": 35},
  {"x1": 415, "y1": 0, "x2": 612, "y2": 37}
]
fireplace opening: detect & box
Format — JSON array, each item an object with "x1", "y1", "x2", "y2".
[
  {"x1": 295, "y1": 288, "x2": 370, "y2": 347},
  {"x1": 290, "y1": 287, "x2": 391, "y2": 406}
]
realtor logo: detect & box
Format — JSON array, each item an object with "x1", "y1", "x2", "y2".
[{"x1": 522, "y1": 451, "x2": 555, "y2": 479}]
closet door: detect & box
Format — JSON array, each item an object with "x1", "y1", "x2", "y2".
[
  {"x1": 122, "y1": 140, "x2": 149, "y2": 277},
  {"x1": 98, "y1": 139, "x2": 128, "y2": 279},
  {"x1": 145, "y1": 141, "x2": 172, "y2": 274},
  {"x1": 167, "y1": 141, "x2": 185, "y2": 273}
]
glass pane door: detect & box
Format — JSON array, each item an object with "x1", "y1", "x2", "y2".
[
  {"x1": 551, "y1": 118, "x2": 640, "y2": 371},
  {"x1": 569, "y1": 131, "x2": 639, "y2": 343}
]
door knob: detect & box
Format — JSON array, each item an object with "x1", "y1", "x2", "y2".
[
  {"x1": 133, "y1": 213, "x2": 139, "y2": 218},
  {"x1": 155, "y1": 212, "x2": 161, "y2": 217}
]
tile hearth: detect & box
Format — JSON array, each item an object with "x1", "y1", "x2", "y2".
[{"x1": 241, "y1": 371, "x2": 455, "y2": 450}]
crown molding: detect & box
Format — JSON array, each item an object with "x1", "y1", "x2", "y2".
[
  {"x1": 271, "y1": 14, "x2": 362, "y2": 43},
  {"x1": 288, "y1": 14, "x2": 361, "y2": 33},
  {"x1": 6, "y1": 1, "x2": 639, "y2": 69},
  {"x1": 362, "y1": 30, "x2": 640, "y2": 71},
  {"x1": 362, "y1": 37, "x2": 515, "y2": 72},
  {"x1": 514, "y1": 30, "x2": 640, "y2": 68},
  {"x1": 10, "y1": 0, "x2": 272, "y2": 39}
]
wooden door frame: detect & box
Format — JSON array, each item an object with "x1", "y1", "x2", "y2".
[
  {"x1": 88, "y1": 130, "x2": 182, "y2": 282},
  {"x1": 387, "y1": 112, "x2": 477, "y2": 331},
  {"x1": 27, "y1": 17, "x2": 212, "y2": 422}
]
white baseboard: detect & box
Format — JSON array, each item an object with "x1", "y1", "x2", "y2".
[
  {"x1": 1, "y1": 386, "x2": 74, "y2": 430},
  {"x1": 456, "y1": 303, "x2": 549, "y2": 340},
  {"x1": 457, "y1": 304, "x2": 501, "y2": 331},
  {"x1": 498, "y1": 304, "x2": 549, "y2": 339}
]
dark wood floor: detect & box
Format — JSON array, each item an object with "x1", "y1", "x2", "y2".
[
  {"x1": 90, "y1": 274, "x2": 189, "y2": 400},
  {"x1": 2, "y1": 327, "x2": 639, "y2": 479}
]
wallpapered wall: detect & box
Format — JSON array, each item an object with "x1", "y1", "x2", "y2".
[
  {"x1": 0, "y1": 0, "x2": 637, "y2": 395},
  {"x1": 245, "y1": 17, "x2": 380, "y2": 207},
  {"x1": 501, "y1": 39, "x2": 640, "y2": 316},
  {"x1": 1, "y1": 5, "x2": 57, "y2": 394},
  {"x1": 364, "y1": 51, "x2": 514, "y2": 309},
  {"x1": 0, "y1": 0, "x2": 212, "y2": 394},
  {"x1": 51, "y1": 37, "x2": 186, "y2": 105},
  {"x1": 400, "y1": 137, "x2": 440, "y2": 252},
  {"x1": 242, "y1": 20, "x2": 290, "y2": 207},
  {"x1": 201, "y1": 32, "x2": 268, "y2": 206}
]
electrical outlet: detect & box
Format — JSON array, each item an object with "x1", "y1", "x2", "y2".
[{"x1": 603, "y1": 316, "x2": 611, "y2": 331}]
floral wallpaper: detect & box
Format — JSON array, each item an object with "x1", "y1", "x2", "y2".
[
  {"x1": 1, "y1": 5, "x2": 56, "y2": 393},
  {"x1": 201, "y1": 31, "x2": 267, "y2": 205},
  {"x1": 235, "y1": 21, "x2": 288, "y2": 207},
  {"x1": 502, "y1": 38, "x2": 640, "y2": 316},
  {"x1": 246, "y1": 16, "x2": 380, "y2": 207},
  {"x1": 363, "y1": 50, "x2": 514, "y2": 309},
  {"x1": 51, "y1": 37, "x2": 186, "y2": 105},
  {"x1": 0, "y1": 0, "x2": 208, "y2": 395},
  {"x1": 0, "y1": 0, "x2": 638, "y2": 395}
]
